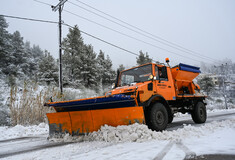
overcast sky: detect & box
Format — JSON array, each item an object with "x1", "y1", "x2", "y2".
[{"x1": 1, "y1": 0, "x2": 235, "y2": 69}]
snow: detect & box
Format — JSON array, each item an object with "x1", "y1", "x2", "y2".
[
  {"x1": 87, "y1": 118, "x2": 235, "y2": 143},
  {"x1": 0, "y1": 123, "x2": 48, "y2": 140},
  {"x1": 0, "y1": 110, "x2": 234, "y2": 160},
  {"x1": 185, "y1": 127, "x2": 235, "y2": 155}
]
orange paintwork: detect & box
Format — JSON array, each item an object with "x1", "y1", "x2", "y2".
[
  {"x1": 47, "y1": 112, "x2": 72, "y2": 134},
  {"x1": 109, "y1": 63, "x2": 202, "y2": 103},
  {"x1": 154, "y1": 66, "x2": 176, "y2": 100},
  {"x1": 171, "y1": 67, "x2": 199, "y2": 81},
  {"x1": 171, "y1": 66, "x2": 199, "y2": 96},
  {"x1": 46, "y1": 62, "x2": 204, "y2": 135},
  {"x1": 47, "y1": 106, "x2": 145, "y2": 135}
]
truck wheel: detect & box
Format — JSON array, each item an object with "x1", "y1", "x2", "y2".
[
  {"x1": 168, "y1": 114, "x2": 174, "y2": 124},
  {"x1": 191, "y1": 101, "x2": 207, "y2": 124},
  {"x1": 149, "y1": 103, "x2": 168, "y2": 131}
]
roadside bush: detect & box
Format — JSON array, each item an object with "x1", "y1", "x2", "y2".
[
  {"x1": 7, "y1": 82, "x2": 101, "y2": 126},
  {"x1": 8, "y1": 82, "x2": 54, "y2": 126}
]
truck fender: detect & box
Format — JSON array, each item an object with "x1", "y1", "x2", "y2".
[{"x1": 145, "y1": 95, "x2": 173, "y2": 117}]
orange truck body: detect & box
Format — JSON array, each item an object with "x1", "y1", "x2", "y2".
[{"x1": 45, "y1": 61, "x2": 207, "y2": 136}]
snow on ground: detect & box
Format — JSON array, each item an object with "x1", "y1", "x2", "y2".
[
  {"x1": 1, "y1": 110, "x2": 235, "y2": 160},
  {"x1": 87, "y1": 119, "x2": 235, "y2": 143},
  {"x1": 0, "y1": 123, "x2": 48, "y2": 140}
]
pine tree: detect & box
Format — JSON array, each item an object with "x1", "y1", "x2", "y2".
[
  {"x1": 96, "y1": 50, "x2": 105, "y2": 88},
  {"x1": 198, "y1": 76, "x2": 215, "y2": 96},
  {"x1": 0, "y1": 16, "x2": 12, "y2": 74},
  {"x1": 62, "y1": 25, "x2": 84, "y2": 86},
  {"x1": 38, "y1": 50, "x2": 58, "y2": 85},
  {"x1": 103, "y1": 55, "x2": 115, "y2": 85},
  {"x1": 136, "y1": 50, "x2": 152, "y2": 65},
  {"x1": 96, "y1": 50, "x2": 115, "y2": 87},
  {"x1": 80, "y1": 45, "x2": 98, "y2": 88},
  {"x1": 30, "y1": 45, "x2": 44, "y2": 81},
  {"x1": 10, "y1": 31, "x2": 25, "y2": 76},
  {"x1": 22, "y1": 41, "x2": 33, "y2": 77},
  {"x1": 62, "y1": 25, "x2": 115, "y2": 89}
]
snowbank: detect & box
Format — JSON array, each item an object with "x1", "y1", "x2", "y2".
[
  {"x1": 87, "y1": 119, "x2": 235, "y2": 142},
  {"x1": 48, "y1": 117, "x2": 235, "y2": 144},
  {"x1": 0, "y1": 123, "x2": 49, "y2": 140},
  {"x1": 1, "y1": 112, "x2": 234, "y2": 160},
  {"x1": 1, "y1": 110, "x2": 234, "y2": 144}
]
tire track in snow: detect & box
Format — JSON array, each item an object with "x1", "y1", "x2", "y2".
[
  {"x1": 167, "y1": 112, "x2": 235, "y2": 131},
  {"x1": 1, "y1": 111, "x2": 234, "y2": 159},
  {"x1": 0, "y1": 136, "x2": 41, "y2": 143},
  {"x1": 153, "y1": 141, "x2": 196, "y2": 160},
  {"x1": 0, "y1": 141, "x2": 75, "y2": 158}
]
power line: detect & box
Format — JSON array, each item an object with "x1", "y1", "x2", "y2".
[
  {"x1": 33, "y1": 0, "x2": 52, "y2": 7},
  {"x1": 1, "y1": 11, "x2": 203, "y2": 63},
  {"x1": 63, "y1": 23, "x2": 140, "y2": 57},
  {"x1": 63, "y1": 9, "x2": 203, "y2": 63},
  {"x1": 33, "y1": 0, "x2": 209, "y2": 63},
  {"x1": 0, "y1": 14, "x2": 150, "y2": 62},
  {"x1": 64, "y1": 23, "x2": 160, "y2": 64},
  {"x1": 0, "y1": 14, "x2": 58, "y2": 24},
  {"x1": 72, "y1": 0, "x2": 219, "y2": 63}
]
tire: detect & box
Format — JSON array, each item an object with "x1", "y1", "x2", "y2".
[
  {"x1": 168, "y1": 114, "x2": 174, "y2": 124},
  {"x1": 148, "y1": 103, "x2": 168, "y2": 131},
  {"x1": 191, "y1": 101, "x2": 207, "y2": 124}
]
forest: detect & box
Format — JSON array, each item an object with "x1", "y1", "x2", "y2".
[{"x1": 0, "y1": 15, "x2": 153, "y2": 126}]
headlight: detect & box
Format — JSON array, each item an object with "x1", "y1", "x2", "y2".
[{"x1": 111, "y1": 83, "x2": 116, "y2": 89}]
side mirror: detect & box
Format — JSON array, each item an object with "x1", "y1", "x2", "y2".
[
  {"x1": 149, "y1": 75, "x2": 154, "y2": 81},
  {"x1": 114, "y1": 69, "x2": 120, "y2": 88}
]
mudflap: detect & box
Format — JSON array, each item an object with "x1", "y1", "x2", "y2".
[{"x1": 47, "y1": 106, "x2": 145, "y2": 136}]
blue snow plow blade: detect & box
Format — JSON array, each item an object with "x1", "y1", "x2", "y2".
[
  {"x1": 47, "y1": 94, "x2": 137, "y2": 112},
  {"x1": 179, "y1": 63, "x2": 201, "y2": 73}
]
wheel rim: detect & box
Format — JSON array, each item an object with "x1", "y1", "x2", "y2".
[
  {"x1": 155, "y1": 111, "x2": 164, "y2": 125},
  {"x1": 199, "y1": 107, "x2": 204, "y2": 119}
]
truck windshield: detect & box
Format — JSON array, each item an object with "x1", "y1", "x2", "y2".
[{"x1": 119, "y1": 64, "x2": 152, "y2": 86}]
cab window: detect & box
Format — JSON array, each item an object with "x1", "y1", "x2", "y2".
[
  {"x1": 155, "y1": 66, "x2": 168, "y2": 81},
  {"x1": 119, "y1": 64, "x2": 152, "y2": 86}
]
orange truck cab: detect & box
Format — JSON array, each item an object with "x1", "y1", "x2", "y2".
[{"x1": 45, "y1": 59, "x2": 207, "y2": 136}]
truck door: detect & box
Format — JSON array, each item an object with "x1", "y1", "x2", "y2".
[{"x1": 154, "y1": 65, "x2": 175, "y2": 100}]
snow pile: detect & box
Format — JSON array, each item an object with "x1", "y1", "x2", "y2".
[
  {"x1": 0, "y1": 123, "x2": 49, "y2": 140},
  {"x1": 88, "y1": 119, "x2": 235, "y2": 142},
  {"x1": 207, "y1": 108, "x2": 235, "y2": 113},
  {"x1": 206, "y1": 97, "x2": 235, "y2": 110}
]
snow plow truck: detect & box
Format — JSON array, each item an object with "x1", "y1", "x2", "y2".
[{"x1": 45, "y1": 58, "x2": 207, "y2": 136}]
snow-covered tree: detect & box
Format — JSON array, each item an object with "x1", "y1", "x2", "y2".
[
  {"x1": 96, "y1": 50, "x2": 115, "y2": 87},
  {"x1": 62, "y1": 25, "x2": 84, "y2": 86},
  {"x1": 28, "y1": 44, "x2": 44, "y2": 81},
  {"x1": 103, "y1": 55, "x2": 115, "y2": 85},
  {"x1": 10, "y1": 31, "x2": 25, "y2": 77},
  {"x1": 38, "y1": 50, "x2": 58, "y2": 85},
  {"x1": 0, "y1": 16, "x2": 12, "y2": 75},
  {"x1": 136, "y1": 50, "x2": 152, "y2": 65},
  {"x1": 80, "y1": 45, "x2": 98, "y2": 88},
  {"x1": 198, "y1": 76, "x2": 215, "y2": 96}
]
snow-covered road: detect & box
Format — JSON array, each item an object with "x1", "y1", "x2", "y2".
[{"x1": 0, "y1": 109, "x2": 235, "y2": 160}]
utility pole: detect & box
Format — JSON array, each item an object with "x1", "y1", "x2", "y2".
[
  {"x1": 52, "y1": 0, "x2": 67, "y2": 95},
  {"x1": 215, "y1": 64, "x2": 228, "y2": 109}
]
